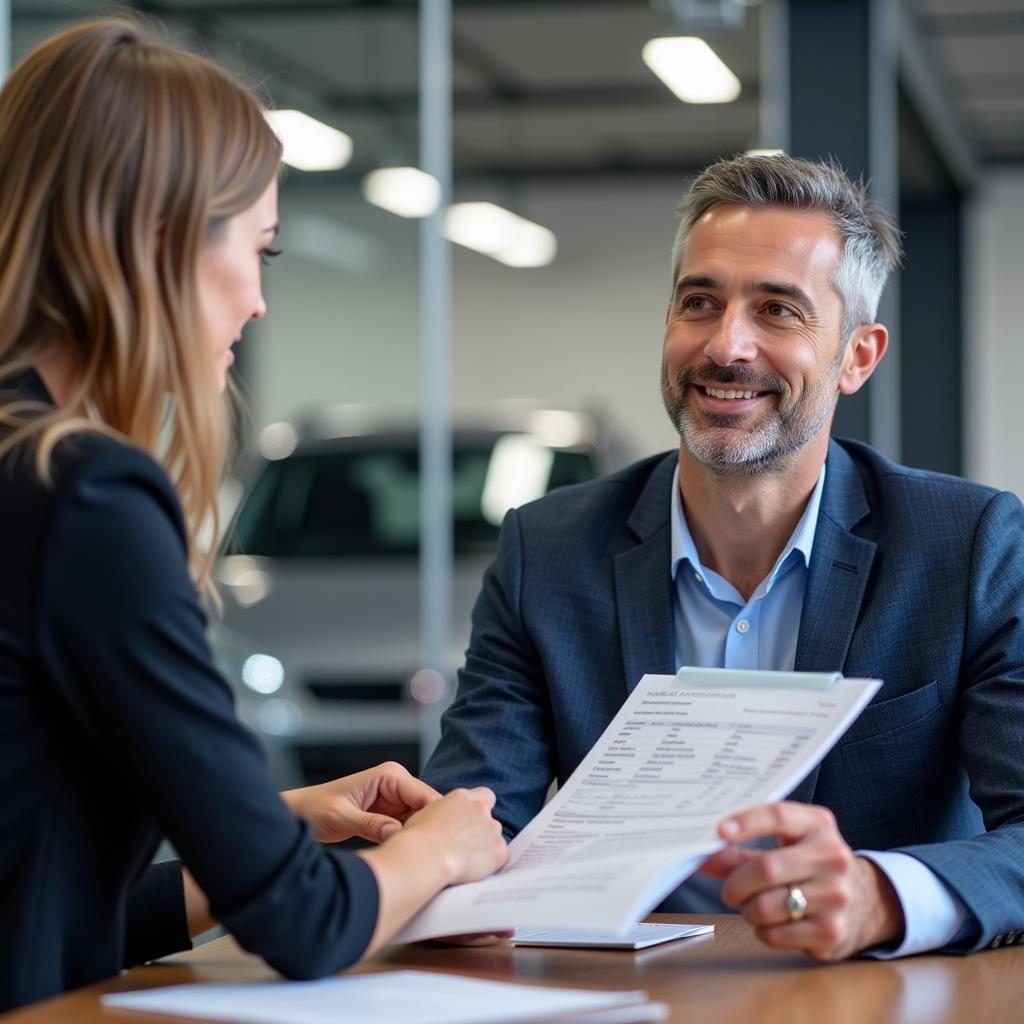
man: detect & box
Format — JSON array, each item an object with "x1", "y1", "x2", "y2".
[{"x1": 424, "y1": 154, "x2": 1024, "y2": 959}]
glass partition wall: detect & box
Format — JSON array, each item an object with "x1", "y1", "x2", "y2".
[
  {"x1": 7, "y1": 0, "x2": 770, "y2": 787},
  {"x1": 9, "y1": 0, "x2": 980, "y2": 786}
]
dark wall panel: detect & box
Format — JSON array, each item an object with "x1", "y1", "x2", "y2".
[{"x1": 898, "y1": 200, "x2": 962, "y2": 476}]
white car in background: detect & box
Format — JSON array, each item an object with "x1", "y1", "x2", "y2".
[{"x1": 211, "y1": 404, "x2": 634, "y2": 788}]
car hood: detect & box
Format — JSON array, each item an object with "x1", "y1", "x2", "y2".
[{"x1": 213, "y1": 555, "x2": 492, "y2": 674}]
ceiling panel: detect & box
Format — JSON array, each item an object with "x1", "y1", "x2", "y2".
[
  {"x1": 9, "y1": 0, "x2": 1024, "y2": 178},
  {"x1": 910, "y1": 0, "x2": 1024, "y2": 161}
]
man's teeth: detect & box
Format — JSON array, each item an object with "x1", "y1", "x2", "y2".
[{"x1": 705, "y1": 387, "x2": 760, "y2": 400}]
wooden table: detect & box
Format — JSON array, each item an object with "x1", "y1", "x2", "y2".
[{"x1": 6, "y1": 915, "x2": 1022, "y2": 1023}]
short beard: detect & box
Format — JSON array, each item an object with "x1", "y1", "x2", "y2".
[{"x1": 661, "y1": 359, "x2": 840, "y2": 475}]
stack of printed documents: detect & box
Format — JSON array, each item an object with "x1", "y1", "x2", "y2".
[{"x1": 396, "y1": 669, "x2": 880, "y2": 942}]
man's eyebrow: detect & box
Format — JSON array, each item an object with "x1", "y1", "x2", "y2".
[
  {"x1": 745, "y1": 280, "x2": 817, "y2": 314},
  {"x1": 675, "y1": 274, "x2": 719, "y2": 291},
  {"x1": 672, "y1": 275, "x2": 819, "y2": 317},
  {"x1": 672, "y1": 275, "x2": 719, "y2": 302}
]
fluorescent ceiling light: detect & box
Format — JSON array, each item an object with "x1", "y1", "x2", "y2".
[
  {"x1": 745, "y1": 148, "x2": 785, "y2": 157},
  {"x1": 444, "y1": 202, "x2": 557, "y2": 268},
  {"x1": 362, "y1": 166, "x2": 441, "y2": 218},
  {"x1": 265, "y1": 109, "x2": 352, "y2": 171},
  {"x1": 641, "y1": 37, "x2": 741, "y2": 104},
  {"x1": 499, "y1": 222, "x2": 558, "y2": 268}
]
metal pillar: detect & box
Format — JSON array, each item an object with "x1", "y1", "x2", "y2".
[
  {"x1": 757, "y1": 0, "x2": 789, "y2": 152},
  {"x1": 895, "y1": 5, "x2": 975, "y2": 478},
  {"x1": 418, "y1": 0, "x2": 453, "y2": 764},
  {"x1": 0, "y1": 0, "x2": 10, "y2": 81},
  {"x1": 786, "y1": 0, "x2": 900, "y2": 459}
]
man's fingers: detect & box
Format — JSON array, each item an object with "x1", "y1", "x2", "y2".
[
  {"x1": 721, "y1": 848, "x2": 848, "y2": 908},
  {"x1": 719, "y1": 832, "x2": 854, "y2": 908},
  {"x1": 698, "y1": 845, "x2": 757, "y2": 878},
  {"x1": 752, "y1": 919, "x2": 851, "y2": 961},
  {"x1": 740, "y1": 880, "x2": 851, "y2": 928},
  {"x1": 709, "y1": 804, "x2": 891, "y2": 960},
  {"x1": 719, "y1": 801, "x2": 835, "y2": 845}
]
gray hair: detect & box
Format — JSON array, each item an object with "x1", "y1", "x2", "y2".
[{"x1": 671, "y1": 153, "x2": 903, "y2": 339}]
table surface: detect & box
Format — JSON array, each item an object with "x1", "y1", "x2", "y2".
[{"x1": 6, "y1": 914, "x2": 1022, "y2": 1023}]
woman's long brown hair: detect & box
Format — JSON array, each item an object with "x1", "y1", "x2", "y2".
[{"x1": 0, "y1": 17, "x2": 282, "y2": 601}]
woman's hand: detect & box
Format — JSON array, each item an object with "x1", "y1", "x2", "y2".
[
  {"x1": 399, "y1": 787, "x2": 509, "y2": 886},
  {"x1": 357, "y1": 785, "x2": 508, "y2": 954},
  {"x1": 281, "y1": 761, "x2": 441, "y2": 844}
]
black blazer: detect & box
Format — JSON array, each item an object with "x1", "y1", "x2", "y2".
[{"x1": 0, "y1": 370, "x2": 377, "y2": 1011}]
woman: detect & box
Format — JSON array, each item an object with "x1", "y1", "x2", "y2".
[{"x1": 0, "y1": 18, "x2": 506, "y2": 1012}]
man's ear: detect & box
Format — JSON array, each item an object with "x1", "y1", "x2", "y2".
[{"x1": 838, "y1": 323, "x2": 888, "y2": 396}]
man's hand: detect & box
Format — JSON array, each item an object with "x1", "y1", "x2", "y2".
[
  {"x1": 282, "y1": 761, "x2": 441, "y2": 844},
  {"x1": 699, "y1": 802, "x2": 905, "y2": 960}
]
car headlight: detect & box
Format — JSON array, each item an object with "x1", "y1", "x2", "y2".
[{"x1": 241, "y1": 653, "x2": 286, "y2": 695}]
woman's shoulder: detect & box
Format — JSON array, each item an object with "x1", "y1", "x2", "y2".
[
  {"x1": 48, "y1": 431, "x2": 186, "y2": 539},
  {"x1": 53, "y1": 429, "x2": 166, "y2": 484},
  {"x1": 0, "y1": 426, "x2": 186, "y2": 553}
]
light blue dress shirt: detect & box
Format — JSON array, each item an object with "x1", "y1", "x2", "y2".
[{"x1": 670, "y1": 464, "x2": 969, "y2": 956}]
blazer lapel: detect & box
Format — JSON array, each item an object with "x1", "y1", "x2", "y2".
[
  {"x1": 790, "y1": 441, "x2": 876, "y2": 804},
  {"x1": 614, "y1": 454, "x2": 677, "y2": 695}
]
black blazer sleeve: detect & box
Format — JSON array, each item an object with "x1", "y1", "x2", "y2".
[
  {"x1": 36, "y1": 442, "x2": 378, "y2": 979},
  {"x1": 123, "y1": 861, "x2": 192, "y2": 968}
]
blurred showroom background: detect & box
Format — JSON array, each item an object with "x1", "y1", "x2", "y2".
[{"x1": 7, "y1": 0, "x2": 1024, "y2": 784}]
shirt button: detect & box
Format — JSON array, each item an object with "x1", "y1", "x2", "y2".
[
  {"x1": 736, "y1": 619, "x2": 750, "y2": 634},
  {"x1": 694, "y1": 572, "x2": 704, "y2": 584}
]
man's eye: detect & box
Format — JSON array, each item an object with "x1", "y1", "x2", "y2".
[
  {"x1": 765, "y1": 301, "x2": 793, "y2": 317},
  {"x1": 683, "y1": 296, "x2": 711, "y2": 311},
  {"x1": 260, "y1": 246, "x2": 282, "y2": 267}
]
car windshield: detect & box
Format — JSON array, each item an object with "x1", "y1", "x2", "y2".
[{"x1": 231, "y1": 437, "x2": 595, "y2": 558}]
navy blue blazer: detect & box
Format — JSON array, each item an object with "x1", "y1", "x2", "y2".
[{"x1": 425, "y1": 439, "x2": 1024, "y2": 952}]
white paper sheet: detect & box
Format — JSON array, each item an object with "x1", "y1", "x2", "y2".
[
  {"x1": 395, "y1": 672, "x2": 880, "y2": 943},
  {"x1": 510, "y1": 922, "x2": 715, "y2": 949},
  {"x1": 102, "y1": 971, "x2": 665, "y2": 1024}
]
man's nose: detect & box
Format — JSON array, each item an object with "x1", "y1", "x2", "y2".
[{"x1": 704, "y1": 305, "x2": 757, "y2": 366}]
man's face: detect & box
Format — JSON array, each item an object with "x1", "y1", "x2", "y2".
[{"x1": 661, "y1": 205, "x2": 848, "y2": 474}]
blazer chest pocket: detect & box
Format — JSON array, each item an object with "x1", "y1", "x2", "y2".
[{"x1": 839, "y1": 679, "x2": 942, "y2": 746}]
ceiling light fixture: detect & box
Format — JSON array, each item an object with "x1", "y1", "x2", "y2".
[
  {"x1": 362, "y1": 166, "x2": 442, "y2": 218},
  {"x1": 444, "y1": 202, "x2": 557, "y2": 268},
  {"x1": 265, "y1": 109, "x2": 352, "y2": 171},
  {"x1": 641, "y1": 36, "x2": 741, "y2": 104}
]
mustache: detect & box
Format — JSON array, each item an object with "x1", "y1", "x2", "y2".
[{"x1": 674, "y1": 363, "x2": 785, "y2": 394}]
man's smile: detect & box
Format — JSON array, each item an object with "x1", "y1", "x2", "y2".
[{"x1": 701, "y1": 385, "x2": 769, "y2": 401}]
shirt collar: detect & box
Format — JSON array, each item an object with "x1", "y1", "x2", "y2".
[{"x1": 670, "y1": 460, "x2": 826, "y2": 594}]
